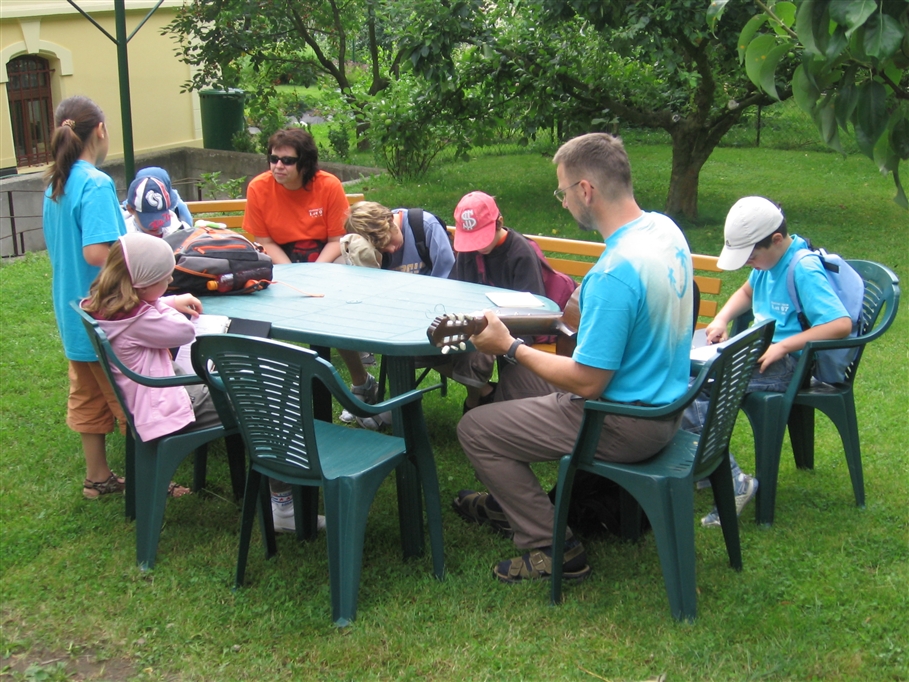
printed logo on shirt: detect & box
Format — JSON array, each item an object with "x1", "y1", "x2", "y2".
[
  {"x1": 771, "y1": 301, "x2": 790, "y2": 315},
  {"x1": 396, "y1": 262, "x2": 423, "y2": 274},
  {"x1": 309, "y1": 208, "x2": 324, "y2": 218},
  {"x1": 459, "y1": 209, "x2": 478, "y2": 231}
]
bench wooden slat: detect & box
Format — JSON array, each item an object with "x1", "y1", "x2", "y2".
[{"x1": 694, "y1": 274, "x2": 723, "y2": 295}]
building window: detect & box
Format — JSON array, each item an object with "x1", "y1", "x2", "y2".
[{"x1": 6, "y1": 55, "x2": 55, "y2": 167}]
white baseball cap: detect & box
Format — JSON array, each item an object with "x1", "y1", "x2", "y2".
[{"x1": 717, "y1": 196, "x2": 785, "y2": 270}]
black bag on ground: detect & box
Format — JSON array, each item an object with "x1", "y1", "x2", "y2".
[
  {"x1": 548, "y1": 470, "x2": 651, "y2": 538},
  {"x1": 164, "y1": 227, "x2": 273, "y2": 295}
]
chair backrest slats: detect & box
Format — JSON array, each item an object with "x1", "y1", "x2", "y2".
[
  {"x1": 694, "y1": 321, "x2": 775, "y2": 478},
  {"x1": 72, "y1": 302, "x2": 140, "y2": 436},
  {"x1": 842, "y1": 260, "x2": 901, "y2": 384},
  {"x1": 193, "y1": 336, "x2": 329, "y2": 481}
]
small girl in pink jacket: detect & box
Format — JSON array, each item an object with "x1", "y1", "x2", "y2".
[{"x1": 81, "y1": 233, "x2": 222, "y2": 496}]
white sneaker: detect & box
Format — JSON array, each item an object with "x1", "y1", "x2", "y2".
[
  {"x1": 271, "y1": 502, "x2": 326, "y2": 532},
  {"x1": 356, "y1": 410, "x2": 392, "y2": 431},
  {"x1": 341, "y1": 374, "x2": 379, "y2": 423},
  {"x1": 701, "y1": 474, "x2": 758, "y2": 528}
]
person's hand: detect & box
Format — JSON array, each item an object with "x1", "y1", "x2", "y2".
[
  {"x1": 173, "y1": 294, "x2": 203, "y2": 318},
  {"x1": 757, "y1": 342, "x2": 789, "y2": 373},
  {"x1": 470, "y1": 311, "x2": 514, "y2": 356},
  {"x1": 704, "y1": 318, "x2": 729, "y2": 345}
]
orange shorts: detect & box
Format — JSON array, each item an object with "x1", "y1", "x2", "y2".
[{"x1": 65, "y1": 361, "x2": 127, "y2": 435}]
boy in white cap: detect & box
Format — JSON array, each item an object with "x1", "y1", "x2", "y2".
[{"x1": 685, "y1": 196, "x2": 852, "y2": 527}]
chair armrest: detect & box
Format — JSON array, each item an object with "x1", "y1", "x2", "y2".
[
  {"x1": 101, "y1": 348, "x2": 206, "y2": 389},
  {"x1": 583, "y1": 352, "x2": 717, "y2": 421},
  {"x1": 321, "y1": 375, "x2": 425, "y2": 419}
]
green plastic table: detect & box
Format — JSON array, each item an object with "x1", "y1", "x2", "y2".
[{"x1": 202, "y1": 263, "x2": 557, "y2": 557}]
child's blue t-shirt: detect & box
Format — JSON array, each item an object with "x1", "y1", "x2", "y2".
[
  {"x1": 748, "y1": 235, "x2": 849, "y2": 349},
  {"x1": 573, "y1": 212, "x2": 693, "y2": 405},
  {"x1": 43, "y1": 160, "x2": 126, "y2": 362},
  {"x1": 385, "y1": 209, "x2": 455, "y2": 278}
]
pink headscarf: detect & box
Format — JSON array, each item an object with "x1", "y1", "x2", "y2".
[{"x1": 119, "y1": 233, "x2": 175, "y2": 288}]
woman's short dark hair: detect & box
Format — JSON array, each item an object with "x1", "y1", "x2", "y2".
[
  {"x1": 267, "y1": 128, "x2": 319, "y2": 187},
  {"x1": 753, "y1": 217, "x2": 788, "y2": 250}
]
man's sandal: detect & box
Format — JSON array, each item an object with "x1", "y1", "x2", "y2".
[
  {"x1": 452, "y1": 490, "x2": 513, "y2": 538},
  {"x1": 494, "y1": 537, "x2": 591, "y2": 584},
  {"x1": 167, "y1": 482, "x2": 191, "y2": 498},
  {"x1": 83, "y1": 472, "x2": 126, "y2": 500}
]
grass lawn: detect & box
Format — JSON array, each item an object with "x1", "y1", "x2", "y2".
[{"x1": 1, "y1": 144, "x2": 906, "y2": 681}]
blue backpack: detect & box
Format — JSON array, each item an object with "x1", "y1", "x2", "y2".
[{"x1": 786, "y1": 246, "x2": 864, "y2": 384}]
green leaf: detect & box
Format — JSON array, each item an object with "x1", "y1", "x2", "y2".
[
  {"x1": 864, "y1": 12, "x2": 904, "y2": 60},
  {"x1": 890, "y1": 116, "x2": 909, "y2": 160},
  {"x1": 737, "y1": 14, "x2": 768, "y2": 66},
  {"x1": 856, "y1": 79, "x2": 889, "y2": 144},
  {"x1": 883, "y1": 61, "x2": 904, "y2": 92},
  {"x1": 829, "y1": 0, "x2": 877, "y2": 38},
  {"x1": 796, "y1": 0, "x2": 829, "y2": 56},
  {"x1": 873, "y1": 127, "x2": 899, "y2": 174},
  {"x1": 706, "y1": 0, "x2": 730, "y2": 31},
  {"x1": 759, "y1": 42, "x2": 793, "y2": 100},
  {"x1": 745, "y1": 34, "x2": 783, "y2": 93},
  {"x1": 891, "y1": 166, "x2": 908, "y2": 209},
  {"x1": 826, "y1": 26, "x2": 849, "y2": 61},
  {"x1": 792, "y1": 63, "x2": 820, "y2": 116},
  {"x1": 816, "y1": 94, "x2": 844, "y2": 153},
  {"x1": 834, "y1": 68, "x2": 859, "y2": 131},
  {"x1": 772, "y1": 2, "x2": 797, "y2": 34}
]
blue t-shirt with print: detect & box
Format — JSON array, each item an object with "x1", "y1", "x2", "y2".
[
  {"x1": 385, "y1": 209, "x2": 455, "y2": 278},
  {"x1": 748, "y1": 234, "x2": 849, "y2": 349},
  {"x1": 573, "y1": 212, "x2": 693, "y2": 405},
  {"x1": 43, "y1": 160, "x2": 126, "y2": 361}
]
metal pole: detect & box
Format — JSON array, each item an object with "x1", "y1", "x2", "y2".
[{"x1": 114, "y1": 0, "x2": 135, "y2": 182}]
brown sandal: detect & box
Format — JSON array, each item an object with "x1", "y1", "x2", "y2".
[{"x1": 83, "y1": 472, "x2": 126, "y2": 500}]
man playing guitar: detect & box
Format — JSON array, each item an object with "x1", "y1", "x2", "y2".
[{"x1": 453, "y1": 133, "x2": 694, "y2": 583}]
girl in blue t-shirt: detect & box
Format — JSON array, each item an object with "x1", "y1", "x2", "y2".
[{"x1": 42, "y1": 95, "x2": 128, "y2": 499}]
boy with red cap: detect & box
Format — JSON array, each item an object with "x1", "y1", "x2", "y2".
[{"x1": 442, "y1": 191, "x2": 555, "y2": 410}]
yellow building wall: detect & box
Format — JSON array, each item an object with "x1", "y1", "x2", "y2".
[{"x1": 0, "y1": 3, "x2": 202, "y2": 172}]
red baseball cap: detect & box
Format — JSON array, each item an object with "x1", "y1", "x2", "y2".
[{"x1": 453, "y1": 191, "x2": 500, "y2": 252}]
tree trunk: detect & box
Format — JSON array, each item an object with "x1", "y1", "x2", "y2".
[{"x1": 664, "y1": 126, "x2": 719, "y2": 220}]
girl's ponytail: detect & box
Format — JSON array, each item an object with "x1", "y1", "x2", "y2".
[{"x1": 44, "y1": 96, "x2": 105, "y2": 201}]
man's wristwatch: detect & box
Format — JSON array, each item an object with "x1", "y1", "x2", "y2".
[{"x1": 503, "y1": 338, "x2": 525, "y2": 365}]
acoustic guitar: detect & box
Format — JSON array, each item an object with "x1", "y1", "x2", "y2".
[{"x1": 426, "y1": 287, "x2": 581, "y2": 356}]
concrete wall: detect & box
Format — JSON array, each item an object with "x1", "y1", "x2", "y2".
[
  {"x1": 1, "y1": 1, "x2": 201, "y2": 173},
  {"x1": 0, "y1": 147, "x2": 381, "y2": 257}
]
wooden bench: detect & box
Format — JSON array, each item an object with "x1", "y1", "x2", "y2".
[{"x1": 185, "y1": 197, "x2": 723, "y2": 328}]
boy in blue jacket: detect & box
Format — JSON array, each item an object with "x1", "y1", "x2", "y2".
[{"x1": 686, "y1": 196, "x2": 852, "y2": 527}]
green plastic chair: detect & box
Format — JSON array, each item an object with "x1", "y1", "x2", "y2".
[
  {"x1": 191, "y1": 334, "x2": 445, "y2": 627},
  {"x1": 551, "y1": 320, "x2": 775, "y2": 621},
  {"x1": 73, "y1": 303, "x2": 247, "y2": 569},
  {"x1": 730, "y1": 260, "x2": 901, "y2": 525}
]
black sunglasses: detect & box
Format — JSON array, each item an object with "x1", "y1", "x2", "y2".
[{"x1": 268, "y1": 154, "x2": 299, "y2": 166}]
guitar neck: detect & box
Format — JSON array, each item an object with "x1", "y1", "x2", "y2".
[{"x1": 495, "y1": 308, "x2": 574, "y2": 337}]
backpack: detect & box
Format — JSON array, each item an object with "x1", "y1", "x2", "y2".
[
  {"x1": 786, "y1": 243, "x2": 864, "y2": 384},
  {"x1": 164, "y1": 226, "x2": 273, "y2": 296},
  {"x1": 474, "y1": 232, "x2": 578, "y2": 312},
  {"x1": 525, "y1": 238, "x2": 578, "y2": 311},
  {"x1": 547, "y1": 471, "x2": 651, "y2": 538},
  {"x1": 381, "y1": 208, "x2": 445, "y2": 272}
]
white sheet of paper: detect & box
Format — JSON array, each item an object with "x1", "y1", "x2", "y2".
[
  {"x1": 173, "y1": 314, "x2": 230, "y2": 373},
  {"x1": 689, "y1": 330, "x2": 735, "y2": 362},
  {"x1": 485, "y1": 291, "x2": 545, "y2": 307}
]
